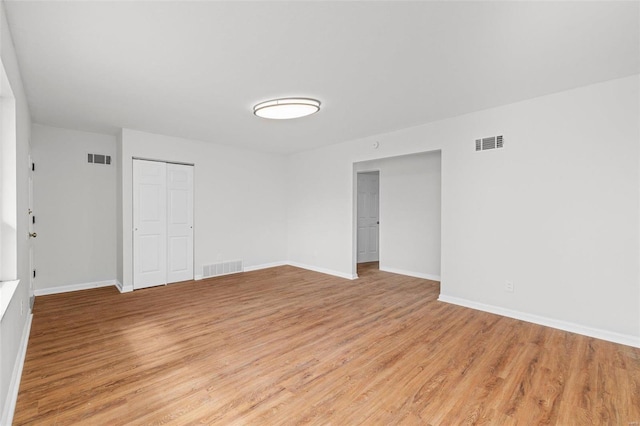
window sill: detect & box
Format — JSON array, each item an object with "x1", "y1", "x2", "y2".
[{"x1": 0, "y1": 279, "x2": 20, "y2": 321}]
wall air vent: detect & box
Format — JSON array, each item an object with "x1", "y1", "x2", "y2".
[
  {"x1": 88, "y1": 153, "x2": 111, "y2": 165},
  {"x1": 475, "y1": 135, "x2": 504, "y2": 152},
  {"x1": 203, "y1": 260, "x2": 244, "y2": 278}
]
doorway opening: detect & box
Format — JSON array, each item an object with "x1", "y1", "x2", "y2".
[{"x1": 352, "y1": 151, "x2": 442, "y2": 281}]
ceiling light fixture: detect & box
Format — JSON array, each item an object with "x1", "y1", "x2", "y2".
[{"x1": 253, "y1": 98, "x2": 321, "y2": 120}]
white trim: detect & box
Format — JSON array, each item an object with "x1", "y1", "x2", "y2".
[
  {"x1": 378, "y1": 266, "x2": 440, "y2": 282},
  {"x1": 194, "y1": 275, "x2": 203, "y2": 281},
  {"x1": 438, "y1": 294, "x2": 640, "y2": 349},
  {"x1": 132, "y1": 156, "x2": 194, "y2": 167},
  {"x1": 287, "y1": 262, "x2": 357, "y2": 280},
  {"x1": 34, "y1": 280, "x2": 116, "y2": 296},
  {"x1": 0, "y1": 279, "x2": 20, "y2": 321},
  {"x1": 115, "y1": 280, "x2": 133, "y2": 293},
  {"x1": 1, "y1": 313, "x2": 32, "y2": 425},
  {"x1": 243, "y1": 261, "x2": 288, "y2": 272}
]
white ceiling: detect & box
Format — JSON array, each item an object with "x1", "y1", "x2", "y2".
[{"x1": 4, "y1": 1, "x2": 639, "y2": 154}]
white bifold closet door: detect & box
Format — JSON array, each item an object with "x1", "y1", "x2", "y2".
[
  {"x1": 133, "y1": 159, "x2": 194, "y2": 290},
  {"x1": 166, "y1": 163, "x2": 194, "y2": 283}
]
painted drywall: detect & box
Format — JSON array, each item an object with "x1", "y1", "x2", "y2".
[
  {"x1": 287, "y1": 75, "x2": 640, "y2": 341},
  {"x1": 115, "y1": 130, "x2": 123, "y2": 287},
  {"x1": 0, "y1": 0, "x2": 33, "y2": 421},
  {"x1": 0, "y1": 60, "x2": 16, "y2": 283},
  {"x1": 30, "y1": 125, "x2": 117, "y2": 291},
  {"x1": 355, "y1": 152, "x2": 441, "y2": 279},
  {"x1": 117, "y1": 129, "x2": 288, "y2": 289}
]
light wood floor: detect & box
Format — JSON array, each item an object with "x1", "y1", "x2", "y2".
[{"x1": 14, "y1": 263, "x2": 640, "y2": 425}]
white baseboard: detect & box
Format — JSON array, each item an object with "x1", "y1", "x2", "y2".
[
  {"x1": 1, "y1": 312, "x2": 32, "y2": 425},
  {"x1": 438, "y1": 294, "x2": 640, "y2": 349},
  {"x1": 34, "y1": 279, "x2": 117, "y2": 296},
  {"x1": 287, "y1": 261, "x2": 357, "y2": 280},
  {"x1": 115, "y1": 280, "x2": 133, "y2": 293},
  {"x1": 379, "y1": 266, "x2": 440, "y2": 282},
  {"x1": 244, "y1": 261, "x2": 288, "y2": 272}
]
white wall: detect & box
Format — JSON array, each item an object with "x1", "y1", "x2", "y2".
[
  {"x1": 287, "y1": 75, "x2": 640, "y2": 344},
  {"x1": 31, "y1": 125, "x2": 116, "y2": 292},
  {"x1": 355, "y1": 152, "x2": 441, "y2": 280},
  {"x1": 0, "y1": 59, "x2": 16, "y2": 282},
  {"x1": 118, "y1": 129, "x2": 288, "y2": 290},
  {"x1": 115, "y1": 130, "x2": 123, "y2": 286},
  {"x1": 0, "y1": 0, "x2": 33, "y2": 421}
]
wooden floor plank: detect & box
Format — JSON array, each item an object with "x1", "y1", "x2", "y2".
[{"x1": 14, "y1": 263, "x2": 640, "y2": 424}]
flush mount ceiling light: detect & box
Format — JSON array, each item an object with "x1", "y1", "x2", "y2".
[{"x1": 253, "y1": 98, "x2": 321, "y2": 120}]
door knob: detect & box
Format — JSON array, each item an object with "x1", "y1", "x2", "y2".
[{"x1": 29, "y1": 232, "x2": 37, "y2": 238}]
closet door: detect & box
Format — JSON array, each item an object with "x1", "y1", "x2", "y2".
[
  {"x1": 166, "y1": 163, "x2": 194, "y2": 283},
  {"x1": 133, "y1": 160, "x2": 167, "y2": 289}
]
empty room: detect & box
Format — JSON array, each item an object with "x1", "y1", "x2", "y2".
[{"x1": 0, "y1": 1, "x2": 639, "y2": 424}]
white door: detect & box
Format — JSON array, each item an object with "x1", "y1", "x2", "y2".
[
  {"x1": 166, "y1": 163, "x2": 194, "y2": 283},
  {"x1": 133, "y1": 160, "x2": 167, "y2": 289},
  {"x1": 28, "y1": 156, "x2": 35, "y2": 308},
  {"x1": 357, "y1": 171, "x2": 380, "y2": 263}
]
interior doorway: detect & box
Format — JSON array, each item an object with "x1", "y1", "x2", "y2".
[
  {"x1": 352, "y1": 151, "x2": 442, "y2": 281},
  {"x1": 356, "y1": 171, "x2": 380, "y2": 267}
]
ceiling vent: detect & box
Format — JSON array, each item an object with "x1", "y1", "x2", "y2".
[{"x1": 475, "y1": 135, "x2": 504, "y2": 152}]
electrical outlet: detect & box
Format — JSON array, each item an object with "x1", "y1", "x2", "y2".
[{"x1": 505, "y1": 281, "x2": 514, "y2": 293}]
